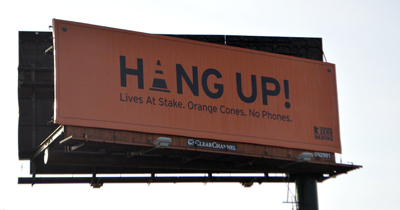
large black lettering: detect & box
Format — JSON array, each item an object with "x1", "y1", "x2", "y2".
[
  {"x1": 120, "y1": 56, "x2": 144, "y2": 89},
  {"x1": 261, "y1": 77, "x2": 280, "y2": 105},
  {"x1": 236, "y1": 73, "x2": 257, "y2": 103},
  {"x1": 202, "y1": 68, "x2": 223, "y2": 99},
  {"x1": 176, "y1": 64, "x2": 199, "y2": 96}
]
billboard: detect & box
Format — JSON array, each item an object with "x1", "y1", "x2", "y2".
[{"x1": 53, "y1": 19, "x2": 341, "y2": 153}]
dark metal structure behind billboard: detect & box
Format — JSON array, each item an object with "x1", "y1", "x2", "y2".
[{"x1": 18, "y1": 32, "x2": 360, "y2": 190}]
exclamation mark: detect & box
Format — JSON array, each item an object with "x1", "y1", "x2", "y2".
[{"x1": 284, "y1": 80, "x2": 290, "y2": 109}]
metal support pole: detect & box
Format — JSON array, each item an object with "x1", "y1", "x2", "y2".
[{"x1": 295, "y1": 174, "x2": 319, "y2": 210}]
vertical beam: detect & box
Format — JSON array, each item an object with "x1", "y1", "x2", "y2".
[
  {"x1": 31, "y1": 68, "x2": 36, "y2": 148},
  {"x1": 295, "y1": 174, "x2": 319, "y2": 210}
]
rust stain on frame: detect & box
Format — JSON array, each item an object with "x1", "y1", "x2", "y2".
[{"x1": 53, "y1": 19, "x2": 341, "y2": 153}]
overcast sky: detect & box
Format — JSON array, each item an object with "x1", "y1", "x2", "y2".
[{"x1": 1, "y1": 0, "x2": 399, "y2": 209}]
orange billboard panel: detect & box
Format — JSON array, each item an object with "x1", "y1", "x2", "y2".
[{"x1": 53, "y1": 19, "x2": 341, "y2": 153}]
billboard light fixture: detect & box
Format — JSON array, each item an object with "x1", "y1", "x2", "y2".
[
  {"x1": 279, "y1": 152, "x2": 314, "y2": 168},
  {"x1": 154, "y1": 137, "x2": 172, "y2": 149},
  {"x1": 127, "y1": 137, "x2": 172, "y2": 158},
  {"x1": 296, "y1": 152, "x2": 314, "y2": 162}
]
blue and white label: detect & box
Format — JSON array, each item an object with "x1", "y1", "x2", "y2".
[{"x1": 187, "y1": 139, "x2": 237, "y2": 151}]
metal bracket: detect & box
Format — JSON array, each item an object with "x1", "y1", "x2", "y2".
[
  {"x1": 32, "y1": 125, "x2": 64, "y2": 160},
  {"x1": 182, "y1": 155, "x2": 202, "y2": 163},
  {"x1": 235, "y1": 158, "x2": 256, "y2": 168},
  {"x1": 90, "y1": 173, "x2": 103, "y2": 188},
  {"x1": 148, "y1": 172, "x2": 155, "y2": 185}
]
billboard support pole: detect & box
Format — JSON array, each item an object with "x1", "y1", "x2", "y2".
[{"x1": 295, "y1": 174, "x2": 319, "y2": 210}]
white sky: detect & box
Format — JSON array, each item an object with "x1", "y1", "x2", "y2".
[{"x1": 1, "y1": 0, "x2": 399, "y2": 209}]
